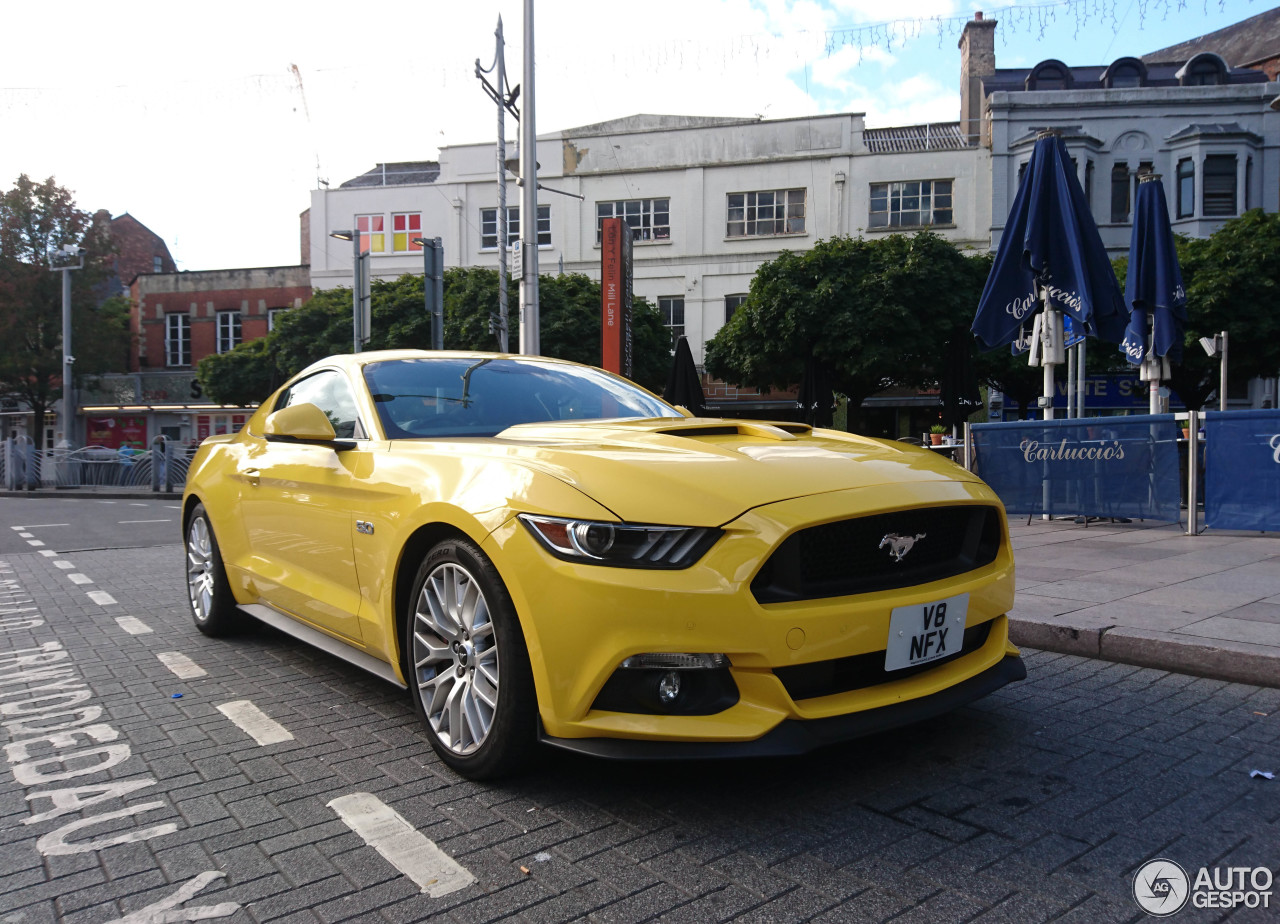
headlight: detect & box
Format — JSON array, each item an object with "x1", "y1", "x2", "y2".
[{"x1": 518, "y1": 514, "x2": 721, "y2": 569}]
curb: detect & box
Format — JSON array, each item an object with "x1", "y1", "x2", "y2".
[
  {"x1": 1011, "y1": 617, "x2": 1280, "y2": 689},
  {"x1": 0, "y1": 490, "x2": 183, "y2": 500}
]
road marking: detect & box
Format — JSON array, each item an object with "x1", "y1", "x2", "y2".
[
  {"x1": 157, "y1": 651, "x2": 207, "y2": 680},
  {"x1": 8, "y1": 526, "x2": 22, "y2": 530},
  {"x1": 67, "y1": 574, "x2": 94, "y2": 585},
  {"x1": 17, "y1": 532, "x2": 33, "y2": 538},
  {"x1": 216, "y1": 701, "x2": 294, "y2": 746},
  {"x1": 165, "y1": 505, "x2": 182, "y2": 509},
  {"x1": 19, "y1": 523, "x2": 70, "y2": 529},
  {"x1": 88, "y1": 590, "x2": 118, "y2": 605},
  {"x1": 130, "y1": 503, "x2": 148, "y2": 507},
  {"x1": 327, "y1": 793, "x2": 475, "y2": 896},
  {"x1": 119, "y1": 519, "x2": 171, "y2": 524},
  {"x1": 54, "y1": 560, "x2": 74, "y2": 570},
  {"x1": 115, "y1": 616, "x2": 152, "y2": 634},
  {"x1": 26, "y1": 540, "x2": 45, "y2": 547},
  {"x1": 102, "y1": 870, "x2": 239, "y2": 923},
  {"x1": 98, "y1": 501, "x2": 117, "y2": 504},
  {"x1": 38, "y1": 550, "x2": 57, "y2": 558}
]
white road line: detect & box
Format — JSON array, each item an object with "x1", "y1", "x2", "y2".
[
  {"x1": 38, "y1": 550, "x2": 57, "y2": 558},
  {"x1": 129, "y1": 503, "x2": 147, "y2": 506},
  {"x1": 216, "y1": 701, "x2": 294, "y2": 746},
  {"x1": 8, "y1": 526, "x2": 23, "y2": 531},
  {"x1": 327, "y1": 793, "x2": 475, "y2": 897},
  {"x1": 53, "y1": 561, "x2": 74, "y2": 570},
  {"x1": 87, "y1": 590, "x2": 118, "y2": 605},
  {"x1": 26, "y1": 540, "x2": 45, "y2": 547},
  {"x1": 115, "y1": 616, "x2": 152, "y2": 634},
  {"x1": 67, "y1": 574, "x2": 94, "y2": 585},
  {"x1": 98, "y1": 501, "x2": 117, "y2": 504},
  {"x1": 20, "y1": 523, "x2": 70, "y2": 529},
  {"x1": 17, "y1": 532, "x2": 33, "y2": 538},
  {"x1": 118, "y1": 519, "x2": 170, "y2": 524},
  {"x1": 157, "y1": 651, "x2": 208, "y2": 680},
  {"x1": 164, "y1": 505, "x2": 182, "y2": 509}
]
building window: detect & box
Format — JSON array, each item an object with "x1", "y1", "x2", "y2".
[
  {"x1": 727, "y1": 190, "x2": 805, "y2": 237},
  {"x1": 268, "y1": 308, "x2": 288, "y2": 331},
  {"x1": 1103, "y1": 58, "x2": 1145, "y2": 89},
  {"x1": 1027, "y1": 60, "x2": 1071, "y2": 91},
  {"x1": 1176, "y1": 158, "x2": 1195, "y2": 218},
  {"x1": 1202, "y1": 154, "x2": 1237, "y2": 216},
  {"x1": 166, "y1": 314, "x2": 191, "y2": 367},
  {"x1": 357, "y1": 214, "x2": 385, "y2": 253},
  {"x1": 1181, "y1": 53, "x2": 1227, "y2": 87},
  {"x1": 216, "y1": 311, "x2": 242, "y2": 354},
  {"x1": 596, "y1": 199, "x2": 670, "y2": 244},
  {"x1": 152, "y1": 256, "x2": 163, "y2": 273},
  {"x1": 725, "y1": 295, "x2": 748, "y2": 323},
  {"x1": 393, "y1": 213, "x2": 423, "y2": 252},
  {"x1": 869, "y1": 180, "x2": 953, "y2": 229},
  {"x1": 658, "y1": 297, "x2": 684, "y2": 348},
  {"x1": 1110, "y1": 163, "x2": 1125, "y2": 222},
  {"x1": 480, "y1": 205, "x2": 550, "y2": 250}
]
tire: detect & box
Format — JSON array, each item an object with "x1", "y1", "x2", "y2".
[
  {"x1": 185, "y1": 502, "x2": 241, "y2": 637},
  {"x1": 406, "y1": 537, "x2": 537, "y2": 779}
]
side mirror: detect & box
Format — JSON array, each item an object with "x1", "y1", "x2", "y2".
[{"x1": 264, "y1": 403, "x2": 338, "y2": 443}]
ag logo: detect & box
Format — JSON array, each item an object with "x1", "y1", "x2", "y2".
[{"x1": 1133, "y1": 858, "x2": 1190, "y2": 916}]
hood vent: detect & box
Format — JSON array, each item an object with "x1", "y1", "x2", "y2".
[{"x1": 654, "y1": 422, "x2": 811, "y2": 442}]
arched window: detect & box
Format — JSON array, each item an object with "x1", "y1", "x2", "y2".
[
  {"x1": 1102, "y1": 57, "x2": 1146, "y2": 89},
  {"x1": 1178, "y1": 53, "x2": 1228, "y2": 87},
  {"x1": 1027, "y1": 60, "x2": 1072, "y2": 91}
]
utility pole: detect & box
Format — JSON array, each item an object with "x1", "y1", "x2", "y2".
[
  {"x1": 519, "y1": 0, "x2": 539, "y2": 355},
  {"x1": 476, "y1": 17, "x2": 519, "y2": 352},
  {"x1": 50, "y1": 245, "x2": 85, "y2": 446}
]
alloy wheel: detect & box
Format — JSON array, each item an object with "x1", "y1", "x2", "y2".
[
  {"x1": 412, "y1": 562, "x2": 500, "y2": 755},
  {"x1": 186, "y1": 517, "x2": 216, "y2": 621}
]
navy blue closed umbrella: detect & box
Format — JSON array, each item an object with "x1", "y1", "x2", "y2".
[
  {"x1": 972, "y1": 134, "x2": 1127, "y2": 355},
  {"x1": 1121, "y1": 174, "x2": 1186, "y2": 412}
]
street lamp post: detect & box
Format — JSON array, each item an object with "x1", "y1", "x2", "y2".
[
  {"x1": 49, "y1": 245, "x2": 85, "y2": 446},
  {"x1": 329, "y1": 228, "x2": 369, "y2": 352},
  {"x1": 411, "y1": 237, "x2": 445, "y2": 350}
]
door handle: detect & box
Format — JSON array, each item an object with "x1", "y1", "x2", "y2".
[{"x1": 243, "y1": 468, "x2": 260, "y2": 487}]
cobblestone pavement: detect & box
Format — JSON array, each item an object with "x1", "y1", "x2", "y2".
[{"x1": 0, "y1": 544, "x2": 1277, "y2": 924}]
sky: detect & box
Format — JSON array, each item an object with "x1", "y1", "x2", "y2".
[{"x1": 0, "y1": 0, "x2": 1269, "y2": 272}]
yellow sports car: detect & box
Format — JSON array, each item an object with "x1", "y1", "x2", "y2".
[{"x1": 183, "y1": 350, "x2": 1022, "y2": 778}]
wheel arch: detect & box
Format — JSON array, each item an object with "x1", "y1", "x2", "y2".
[{"x1": 392, "y1": 522, "x2": 474, "y2": 681}]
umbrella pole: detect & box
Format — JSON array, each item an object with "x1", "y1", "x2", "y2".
[{"x1": 1077, "y1": 339, "x2": 1087, "y2": 417}]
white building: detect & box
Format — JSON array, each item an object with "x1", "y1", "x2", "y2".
[{"x1": 308, "y1": 113, "x2": 989, "y2": 364}]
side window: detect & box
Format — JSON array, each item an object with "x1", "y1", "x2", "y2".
[{"x1": 275, "y1": 370, "x2": 364, "y2": 440}]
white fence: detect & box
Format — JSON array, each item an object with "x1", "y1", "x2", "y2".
[{"x1": 2, "y1": 437, "x2": 191, "y2": 492}]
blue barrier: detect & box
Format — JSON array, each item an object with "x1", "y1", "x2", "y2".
[
  {"x1": 1204, "y1": 409, "x2": 1280, "y2": 532},
  {"x1": 971, "y1": 416, "x2": 1182, "y2": 521}
]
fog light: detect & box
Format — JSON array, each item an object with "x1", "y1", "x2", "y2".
[
  {"x1": 620, "y1": 652, "x2": 727, "y2": 670},
  {"x1": 656, "y1": 671, "x2": 681, "y2": 705}
]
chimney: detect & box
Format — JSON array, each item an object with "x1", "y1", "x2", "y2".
[{"x1": 959, "y1": 13, "x2": 997, "y2": 147}]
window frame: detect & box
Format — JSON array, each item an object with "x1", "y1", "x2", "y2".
[
  {"x1": 1176, "y1": 158, "x2": 1195, "y2": 219},
  {"x1": 479, "y1": 205, "x2": 551, "y2": 250},
  {"x1": 657, "y1": 296, "x2": 685, "y2": 349},
  {"x1": 357, "y1": 214, "x2": 386, "y2": 254},
  {"x1": 724, "y1": 294, "x2": 748, "y2": 324},
  {"x1": 165, "y1": 313, "x2": 191, "y2": 367},
  {"x1": 1202, "y1": 154, "x2": 1237, "y2": 217},
  {"x1": 595, "y1": 198, "x2": 671, "y2": 244},
  {"x1": 726, "y1": 189, "x2": 806, "y2": 238},
  {"x1": 216, "y1": 310, "x2": 242, "y2": 355},
  {"x1": 868, "y1": 179, "x2": 954, "y2": 230},
  {"x1": 392, "y1": 212, "x2": 424, "y2": 253}
]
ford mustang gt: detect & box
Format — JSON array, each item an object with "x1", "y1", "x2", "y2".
[{"x1": 183, "y1": 350, "x2": 1023, "y2": 778}]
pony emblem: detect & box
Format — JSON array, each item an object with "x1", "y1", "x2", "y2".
[{"x1": 879, "y1": 533, "x2": 925, "y2": 562}]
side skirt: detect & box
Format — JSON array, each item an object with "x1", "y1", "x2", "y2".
[{"x1": 237, "y1": 603, "x2": 407, "y2": 689}]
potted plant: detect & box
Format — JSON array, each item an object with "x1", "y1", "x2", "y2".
[{"x1": 930, "y1": 424, "x2": 947, "y2": 446}]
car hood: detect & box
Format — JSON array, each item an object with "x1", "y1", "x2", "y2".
[{"x1": 440, "y1": 418, "x2": 980, "y2": 526}]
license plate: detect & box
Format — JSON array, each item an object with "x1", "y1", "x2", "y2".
[{"x1": 885, "y1": 593, "x2": 969, "y2": 672}]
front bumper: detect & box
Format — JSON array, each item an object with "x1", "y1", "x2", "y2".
[
  {"x1": 538, "y1": 653, "x2": 1026, "y2": 759},
  {"x1": 485, "y1": 480, "x2": 1019, "y2": 746}
]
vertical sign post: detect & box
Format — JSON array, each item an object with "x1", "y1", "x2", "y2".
[{"x1": 600, "y1": 217, "x2": 633, "y2": 377}]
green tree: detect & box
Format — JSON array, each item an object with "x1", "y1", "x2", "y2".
[
  {"x1": 0, "y1": 175, "x2": 127, "y2": 440},
  {"x1": 705, "y1": 232, "x2": 989, "y2": 429},
  {"x1": 199, "y1": 268, "x2": 672, "y2": 404}
]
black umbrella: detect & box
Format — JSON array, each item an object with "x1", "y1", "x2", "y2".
[
  {"x1": 662, "y1": 336, "x2": 707, "y2": 416},
  {"x1": 797, "y1": 354, "x2": 834, "y2": 428},
  {"x1": 1121, "y1": 174, "x2": 1186, "y2": 413},
  {"x1": 939, "y1": 336, "x2": 982, "y2": 428}
]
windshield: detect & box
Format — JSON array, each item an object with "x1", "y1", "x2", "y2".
[{"x1": 362, "y1": 357, "x2": 681, "y2": 438}]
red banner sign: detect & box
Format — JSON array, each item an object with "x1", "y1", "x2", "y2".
[
  {"x1": 600, "y1": 218, "x2": 633, "y2": 377},
  {"x1": 85, "y1": 416, "x2": 147, "y2": 449}
]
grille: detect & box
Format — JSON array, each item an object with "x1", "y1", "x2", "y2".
[
  {"x1": 774, "y1": 620, "x2": 994, "y2": 701},
  {"x1": 751, "y1": 504, "x2": 1002, "y2": 604}
]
